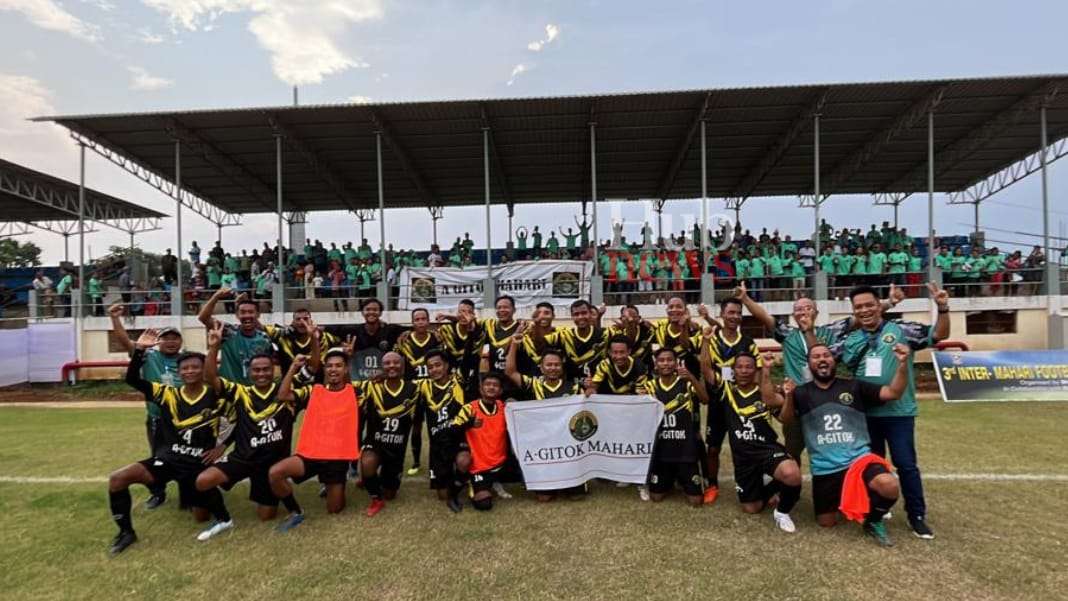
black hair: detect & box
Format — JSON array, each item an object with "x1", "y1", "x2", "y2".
[
  {"x1": 495, "y1": 295, "x2": 515, "y2": 308},
  {"x1": 176, "y1": 351, "x2": 206, "y2": 367},
  {"x1": 459, "y1": 299, "x2": 475, "y2": 309},
  {"x1": 324, "y1": 348, "x2": 350, "y2": 363},
  {"x1": 807, "y1": 343, "x2": 831, "y2": 359},
  {"x1": 719, "y1": 297, "x2": 743, "y2": 312},
  {"x1": 607, "y1": 335, "x2": 631, "y2": 349},
  {"x1": 361, "y1": 298, "x2": 384, "y2": 311},
  {"x1": 570, "y1": 299, "x2": 592, "y2": 312},
  {"x1": 411, "y1": 307, "x2": 430, "y2": 318},
  {"x1": 424, "y1": 349, "x2": 450, "y2": 366},
  {"x1": 848, "y1": 285, "x2": 880, "y2": 303},
  {"x1": 481, "y1": 370, "x2": 505, "y2": 384},
  {"x1": 541, "y1": 347, "x2": 565, "y2": 362},
  {"x1": 621, "y1": 304, "x2": 640, "y2": 316},
  {"x1": 653, "y1": 346, "x2": 676, "y2": 359},
  {"x1": 236, "y1": 298, "x2": 259, "y2": 312},
  {"x1": 734, "y1": 352, "x2": 757, "y2": 365},
  {"x1": 248, "y1": 352, "x2": 275, "y2": 367},
  {"x1": 535, "y1": 302, "x2": 555, "y2": 313},
  {"x1": 293, "y1": 307, "x2": 311, "y2": 315}
]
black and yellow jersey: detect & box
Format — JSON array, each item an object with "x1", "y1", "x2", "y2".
[
  {"x1": 518, "y1": 327, "x2": 555, "y2": 373},
  {"x1": 480, "y1": 318, "x2": 520, "y2": 371},
  {"x1": 590, "y1": 356, "x2": 648, "y2": 394},
  {"x1": 718, "y1": 381, "x2": 781, "y2": 462},
  {"x1": 517, "y1": 376, "x2": 579, "y2": 400},
  {"x1": 268, "y1": 326, "x2": 338, "y2": 374},
  {"x1": 219, "y1": 378, "x2": 299, "y2": 463},
  {"x1": 643, "y1": 376, "x2": 700, "y2": 462},
  {"x1": 396, "y1": 331, "x2": 440, "y2": 379},
  {"x1": 416, "y1": 374, "x2": 468, "y2": 443},
  {"x1": 606, "y1": 322, "x2": 655, "y2": 364},
  {"x1": 354, "y1": 379, "x2": 421, "y2": 456},
  {"x1": 651, "y1": 320, "x2": 702, "y2": 372},
  {"x1": 437, "y1": 321, "x2": 472, "y2": 363},
  {"x1": 542, "y1": 326, "x2": 607, "y2": 378},
  {"x1": 707, "y1": 329, "x2": 763, "y2": 382}
]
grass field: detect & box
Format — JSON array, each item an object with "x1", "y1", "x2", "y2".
[{"x1": 1, "y1": 399, "x2": 1067, "y2": 601}]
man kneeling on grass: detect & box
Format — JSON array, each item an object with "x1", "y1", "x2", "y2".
[
  {"x1": 446, "y1": 372, "x2": 510, "y2": 512},
  {"x1": 773, "y1": 343, "x2": 909, "y2": 547},
  {"x1": 107, "y1": 330, "x2": 232, "y2": 556}
]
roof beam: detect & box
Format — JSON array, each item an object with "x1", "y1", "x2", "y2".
[
  {"x1": 656, "y1": 92, "x2": 712, "y2": 200},
  {"x1": 0, "y1": 222, "x2": 31, "y2": 238},
  {"x1": 0, "y1": 158, "x2": 152, "y2": 227},
  {"x1": 28, "y1": 220, "x2": 99, "y2": 236},
  {"x1": 948, "y1": 132, "x2": 1068, "y2": 204},
  {"x1": 266, "y1": 113, "x2": 363, "y2": 213},
  {"x1": 725, "y1": 88, "x2": 830, "y2": 208},
  {"x1": 820, "y1": 84, "x2": 948, "y2": 197},
  {"x1": 368, "y1": 110, "x2": 437, "y2": 207},
  {"x1": 877, "y1": 79, "x2": 1065, "y2": 200},
  {"x1": 480, "y1": 104, "x2": 513, "y2": 205},
  {"x1": 69, "y1": 130, "x2": 240, "y2": 226},
  {"x1": 163, "y1": 118, "x2": 279, "y2": 213}
]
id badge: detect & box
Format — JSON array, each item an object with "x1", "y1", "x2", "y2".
[
  {"x1": 865, "y1": 356, "x2": 883, "y2": 378},
  {"x1": 721, "y1": 366, "x2": 734, "y2": 382}
]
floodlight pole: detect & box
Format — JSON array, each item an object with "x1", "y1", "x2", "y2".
[
  {"x1": 174, "y1": 140, "x2": 183, "y2": 318},
  {"x1": 1040, "y1": 104, "x2": 1052, "y2": 299},
  {"x1": 927, "y1": 111, "x2": 935, "y2": 282},
  {"x1": 813, "y1": 114, "x2": 821, "y2": 266},
  {"x1": 700, "y1": 119, "x2": 712, "y2": 304},
  {"x1": 276, "y1": 134, "x2": 285, "y2": 315},
  {"x1": 376, "y1": 132, "x2": 388, "y2": 308}
]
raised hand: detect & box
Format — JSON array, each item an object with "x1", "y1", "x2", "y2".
[
  {"x1": 795, "y1": 311, "x2": 814, "y2": 332},
  {"x1": 108, "y1": 302, "x2": 124, "y2": 318},
  {"x1": 292, "y1": 354, "x2": 309, "y2": 371},
  {"x1": 732, "y1": 281, "x2": 748, "y2": 299},
  {"x1": 926, "y1": 281, "x2": 949, "y2": 308},
  {"x1": 514, "y1": 319, "x2": 529, "y2": 338},
  {"x1": 342, "y1": 335, "x2": 356, "y2": 357},
  {"x1": 434, "y1": 312, "x2": 449, "y2": 322},
  {"x1": 892, "y1": 343, "x2": 910, "y2": 363},
  {"x1": 782, "y1": 378, "x2": 796, "y2": 397},
  {"x1": 206, "y1": 321, "x2": 224, "y2": 348},
  {"x1": 696, "y1": 304, "x2": 710, "y2": 319},
  {"x1": 677, "y1": 363, "x2": 692, "y2": 380},
  {"x1": 761, "y1": 351, "x2": 776, "y2": 367},
  {"x1": 135, "y1": 329, "x2": 160, "y2": 350},
  {"x1": 214, "y1": 286, "x2": 233, "y2": 298},
  {"x1": 888, "y1": 282, "x2": 906, "y2": 305}
]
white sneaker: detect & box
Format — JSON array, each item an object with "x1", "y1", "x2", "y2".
[
  {"x1": 638, "y1": 485, "x2": 650, "y2": 502},
  {"x1": 773, "y1": 510, "x2": 796, "y2": 533},
  {"x1": 196, "y1": 519, "x2": 234, "y2": 541},
  {"x1": 492, "y1": 482, "x2": 513, "y2": 499},
  {"x1": 882, "y1": 511, "x2": 893, "y2": 521}
]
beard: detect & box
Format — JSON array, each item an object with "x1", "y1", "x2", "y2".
[{"x1": 812, "y1": 369, "x2": 835, "y2": 384}]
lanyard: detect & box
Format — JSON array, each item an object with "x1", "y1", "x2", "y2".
[{"x1": 864, "y1": 321, "x2": 887, "y2": 355}]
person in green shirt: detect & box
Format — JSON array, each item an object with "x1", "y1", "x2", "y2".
[
  {"x1": 88, "y1": 272, "x2": 104, "y2": 316},
  {"x1": 223, "y1": 254, "x2": 239, "y2": 274},
  {"x1": 964, "y1": 248, "x2": 985, "y2": 296},
  {"x1": 559, "y1": 227, "x2": 579, "y2": 257},
  {"x1": 867, "y1": 243, "x2": 888, "y2": 276},
  {"x1": 887, "y1": 243, "x2": 910, "y2": 286},
  {"x1": 220, "y1": 268, "x2": 237, "y2": 291},
  {"x1": 831, "y1": 282, "x2": 950, "y2": 539},
  {"x1": 55, "y1": 269, "x2": 74, "y2": 317},
  {"x1": 835, "y1": 249, "x2": 855, "y2": 282},
  {"x1": 358, "y1": 239, "x2": 373, "y2": 260},
  {"x1": 734, "y1": 250, "x2": 751, "y2": 283},
  {"x1": 817, "y1": 248, "x2": 837, "y2": 274},
  {"x1": 907, "y1": 248, "x2": 924, "y2": 274},
  {"x1": 198, "y1": 288, "x2": 276, "y2": 385},
  {"x1": 766, "y1": 253, "x2": 785, "y2": 300},
  {"x1": 546, "y1": 232, "x2": 560, "y2": 255},
  {"x1": 748, "y1": 249, "x2": 766, "y2": 301},
  {"x1": 653, "y1": 252, "x2": 671, "y2": 292},
  {"x1": 984, "y1": 248, "x2": 1005, "y2": 295},
  {"x1": 933, "y1": 246, "x2": 953, "y2": 275},
  {"x1": 850, "y1": 248, "x2": 868, "y2": 289},
  {"x1": 780, "y1": 236, "x2": 798, "y2": 258},
  {"x1": 343, "y1": 243, "x2": 357, "y2": 264},
  {"x1": 947, "y1": 247, "x2": 967, "y2": 296},
  {"x1": 327, "y1": 243, "x2": 343, "y2": 264}
]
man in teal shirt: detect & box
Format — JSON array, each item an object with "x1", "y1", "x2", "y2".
[
  {"x1": 88, "y1": 272, "x2": 104, "y2": 316},
  {"x1": 867, "y1": 243, "x2": 888, "y2": 276},
  {"x1": 56, "y1": 269, "x2": 74, "y2": 317},
  {"x1": 198, "y1": 288, "x2": 276, "y2": 384},
  {"x1": 829, "y1": 282, "x2": 950, "y2": 540},
  {"x1": 887, "y1": 243, "x2": 909, "y2": 286}
]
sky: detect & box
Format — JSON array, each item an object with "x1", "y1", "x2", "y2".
[{"x1": 1, "y1": 0, "x2": 1066, "y2": 264}]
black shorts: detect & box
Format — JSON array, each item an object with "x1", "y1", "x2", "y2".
[
  {"x1": 648, "y1": 460, "x2": 702, "y2": 496},
  {"x1": 428, "y1": 440, "x2": 467, "y2": 489},
  {"x1": 811, "y1": 462, "x2": 890, "y2": 516},
  {"x1": 293, "y1": 455, "x2": 349, "y2": 486},
  {"x1": 471, "y1": 466, "x2": 504, "y2": 494},
  {"x1": 704, "y1": 397, "x2": 727, "y2": 449},
  {"x1": 215, "y1": 455, "x2": 278, "y2": 507},
  {"x1": 363, "y1": 445, "x2": 405, "y2": 492},
  {"x1": 138, "y1": 458, "x2": 208, "y2": 506},
  {"x1": 733, "y1": 447, "x2": 791, "y2": 504}
]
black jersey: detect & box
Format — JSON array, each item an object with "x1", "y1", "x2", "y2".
[
  {"x1": 607, "y1": 322, "x2": 656, "y2": 365},
  {"x1": 127, "y1": 349, "x2": 226, "y2": 467},
  {"x1": 356, "y1": 379, "x2": 420, "y2": 457},
  {"x1": 719, "y1": 381, "x2": 782, "y2": 464},
  {"x1": 438, "y1": 321, "x2": 472, "y2": 363},
  {"x1": 590, "y1": 356, "x2": 648, "y2": 394},
  {"x1": 517, "y1": 376, "x2": 578, "y2": 400},
  {"x1": 480, "y1": 318, "x2": 520, "y2": 372},
  {"x1": 652, "y1": 320, "x2": 702, "y2": 373},
  {"x1": 416, "y1": 375, "x2": 468, "y2": 444},
  {"x1": 644, "y1": 376, "x2": 700, "y2": 463},
  {"x1": 268, "y1": 327, "x2": 339, "y2": 374},
  {"x1": 543, "y1": 326, "x2": 608, "y2": 378},
  {"x1": 220, "y1": 379, "x2": 300, "y2": 463},
  {"x1": 708, "y1": 330, "x2": 763, "y2": 382},
  {"x1": 396, "y1": 331, "x2": 439, "y2": 380}
]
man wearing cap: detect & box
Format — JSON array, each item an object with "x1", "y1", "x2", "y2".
[{"x1": 110, "y1": 302, "x2": 184, "y2": 509}]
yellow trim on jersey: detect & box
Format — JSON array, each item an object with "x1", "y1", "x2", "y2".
[
  {"x1": 723, "y1": 382, "x2": 766, "y2": 420},
  {"x1": 417, "y1": 375, "x2": 466, "y2": 412}
]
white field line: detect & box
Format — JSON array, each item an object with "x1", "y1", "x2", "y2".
[{"x1": 3, "y1": 473, "x2": 1068, "y2": 485}]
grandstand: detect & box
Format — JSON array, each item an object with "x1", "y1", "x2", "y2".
[{"x1": 4, "y1": 73, "x2": 1068, "y2": 381}]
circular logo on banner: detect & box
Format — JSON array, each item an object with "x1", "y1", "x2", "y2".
[
  {"x1": 552, "y1": 271, "x2": 580, "y2": 297},
  {"x1": 568, "y1": 410, "x2": 598, "y2": 441},
  {"x1": 411, "y1": 277, "x2": 437, "y2": 304}
]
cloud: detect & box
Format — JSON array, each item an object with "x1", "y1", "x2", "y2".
[
  {"x1": 142, "y1": 0, "x2": 384, "y2": 85},
  {"x1": 506, "y1": 63, "x2": 529, "y2": 86},
  {"x1": 136, "y1": 28, "x2": 165, "y2": 44},
  {"x1": 526, "y1": 23, "x2": 559, "y2": 52},
  {"x1": 128, "y1": 66, "x2": 174, "y2": 91},
  {"x1": 348, "y1": 95, "x2": 372, "y2": 104},
  {"x1": 0, "y1": 0, "x2": 101, "y2": 42},
  {"x1": 0, "y1": 73, "x2": 75, "y2": 173}
]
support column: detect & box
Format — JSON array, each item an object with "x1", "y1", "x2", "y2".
[
  {"x1": 506, "y1": 204, "x2": 514, "y2": 246},
  {"x1": 813, "y1": 114, "x2": 822, "y2": 278},
  {"x1": 173, "y1": 140, "x2": 183, "y2": 318},
  {"x1": 482, "y1": 128, "x2": 495, "y2": 307},
  {"x1": 1040, "y1": 104, "x2": 1057, "y2": 301},
  {"x1": 64, "y1": 234, "x2": 70, "y2": 264},
  {"x1": 893, "y1": 203, "x2": 900, "y2": 228},
  {"x1": 927, "y1": 111, "x2": 936, "y2": 282},
  {"x1": 217, "y1": 223, "x2": 222, "y2": 244},
  {"x1": 700, "y1": 119, "x2": 714, "y2": 304},
  {"x1": 376, "y1": 132, "x2": 389, "y2": 308},
  {"x1": 590, "y1": 122, "x2": 602, "y2": 304},
  {"x1": 77, "y1": 143, "x2": 86, "y2": 329},
  {"x1": 974, "y1": 203, "x2": 980, "y2": 236},
  {"x1": 275, "y1": 134, "x2": 286, "y2": 316}
]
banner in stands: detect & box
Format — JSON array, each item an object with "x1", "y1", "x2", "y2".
[
  {"x1": 932, "y1": 350, "x2": 1068, "y2": 402},
  {"x1": 505, "y1": 394, "x2": 664, "y2": 491},
  {"x1": 397, "y1": 260, "x2": 592, "y2": 310}
]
